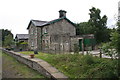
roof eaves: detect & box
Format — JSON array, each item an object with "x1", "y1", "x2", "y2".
[
  {"x1": 27, "y1": 20, "x2": 32, "y2": 29},
  {"x1": 47, "y1": 17, "x2": 65, "y2": 25},
  {"x1": 64, "y1": 17, "x2": 77, "y2": 27}
]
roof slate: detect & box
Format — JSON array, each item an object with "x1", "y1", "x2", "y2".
[
  {"x1": 27, "y1": 20, "x2": 47, "y2": 29},
  {"x1": 32, "y1": 20, "x2": 48, "y2": 27},
  {"x1": 16, "y1": 34, "x2": 29, "y2": 39},
  {"x1": 45, "y1": 17, "x2": 76, "y2": 27},
  {"x1": 27, "y1": 17, "x2": 76, "y2": 29}
]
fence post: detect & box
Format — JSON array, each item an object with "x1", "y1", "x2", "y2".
[{"x1": 100, "y1": 48, "x2": 102, "y2": 58}]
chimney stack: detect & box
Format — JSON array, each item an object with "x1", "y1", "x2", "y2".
[{"x1": 59, "y1": 10, "x2": 67, "y2": 18}]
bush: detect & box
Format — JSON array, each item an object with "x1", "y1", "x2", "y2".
[
  {"x1": 20, "y1": 51, "x2": 119, "y2": 78},
  {"x1": 100, "y1": 42, "x2": 117, "y2": 59},
  {"x1": 82, "y1": 54, "x2": 95, "y2": 65},
  {"x1": 85, "y1": 60, "x2": 118, "y2": 78},
  {"x1": 74, "y1": 44, "x2": 79, "y2": 54}
]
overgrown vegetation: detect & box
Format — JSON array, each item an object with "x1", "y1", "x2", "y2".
[
  {"x1": 100, "y1": 21, "x2": 120, "y2": 76},
  {"x1": 20, "y1": 51, "x2": 119, "y2": 79},
  {"x1": 100, "y1": 42, "x2": 117, "y2": 59},
  {"x1": 73, "y1": 43, "x2": 79, "y2": 54}
]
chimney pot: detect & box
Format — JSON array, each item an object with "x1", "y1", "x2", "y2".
[{"x1": 59, "y1": 10, "x2": 67, "y2": 18}]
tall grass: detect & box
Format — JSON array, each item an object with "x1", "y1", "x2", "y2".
[{"x1": 20, "y1": 51, "x2": 119, "y2": 78}]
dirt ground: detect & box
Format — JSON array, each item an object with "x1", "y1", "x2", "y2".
[
  {"x1": 2, "y1": 55, "x2": 24, "y2": 78},
  {"x1": 2, "y1": 53, "x2": 45, "y2": 79}
]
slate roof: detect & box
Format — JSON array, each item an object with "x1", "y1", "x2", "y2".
[
  {"x1": 15, "y1": 34, "x2": 29, "y2": 40},
  {"x1": 31, "y1": 20, "x2": 48, "y2": 27},
  {"x1": 47, "y1": 17, "x2": 76, "y2": 27},
  {"x1": 27, "y1": 20, "x2": 48, "y2": 29},
  {"x1": 27, "y1": 17, "x2": 76, "y2": 29}
]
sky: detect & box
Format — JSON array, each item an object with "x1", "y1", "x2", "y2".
[{"x1": 0, "y1": 0, "x2": 119, "y2": 37}]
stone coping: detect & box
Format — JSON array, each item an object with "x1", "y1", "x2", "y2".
[{"x1": 2, "y1": 49, "x2": 68, "y2": 79}]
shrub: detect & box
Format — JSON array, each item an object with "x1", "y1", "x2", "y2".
[
  {"x1": 100, "y1": 42, "x2": 117, "y2": 59},
  {"x1": 74, "y1": 44, "x2": 79, "y2": 54},
  {"x1": 87, "y1": 60, "x2": 118, "y2": 78},
  {"x1": 82, "y1": 55, "x2": 95, "y2": 65}
]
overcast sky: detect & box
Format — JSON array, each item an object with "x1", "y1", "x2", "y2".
[{"x1": 0, "y1": 0, "x2": 119, "y2": 37}]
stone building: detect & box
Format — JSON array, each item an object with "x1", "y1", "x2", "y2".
[
  {"x1": 27, "y1": 10, "x2": 95, "y2": 53},
  {"x1": 15, "y1": 34, "x2": 29, "y2": 51},
  {"x1": 15, "y1": 34, "x2": 29, "y2": 43}
]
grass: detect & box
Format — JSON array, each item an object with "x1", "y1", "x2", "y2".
[
  {"x1": 20, "y1": 51, "x2": 55, "y2": 63},
  {"x1": 2, "y1": 51, "x2": 45, "y2": 78},
  {"x1": 19, "y1": 51, "x2": 119, "y2": 79}
]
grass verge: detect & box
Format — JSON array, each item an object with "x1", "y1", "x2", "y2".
[{"x1": 20, "y1": 51, "x2": 119, "y2": 79}]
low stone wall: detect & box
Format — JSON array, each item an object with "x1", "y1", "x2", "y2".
[{"x1": 2, "y1": 49, "x2": 68, "y2": 79}]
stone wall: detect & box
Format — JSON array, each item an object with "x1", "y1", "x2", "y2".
[
  {"x1": 41, "y1": 19, "x2": 76, "y2": 53},
  {"x1": 46, "y1": 19, "x2": 76, "y2": 36},
  {"x1": 28, "y1": 23, "x2": 38, "y2": 50},
  {"x1": 37, "y1": 27, "x2": 42, "y2": 51},
  {"x1": 2, "y1": 49, "x2": 68, "y2": 79}
]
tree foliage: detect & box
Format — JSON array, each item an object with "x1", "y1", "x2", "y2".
[
  {"x1": 88, "y1": 7, "x2": 109, "y2": 44},
  {"x1": 0, "y1": 29, "x2": 13, "y2": 47},
  {"x1": 76, "y1": 7, "x2": 110, "y2": 44},
  {"x1": 99, "y1": 22, "x2": 120, "y2": 77},
  {"x1": 115, "y1": 22, "x2": 120, "y2": 54},
  {"x1": 4, "y1": 34, "x2": 14, "y2": 48},
  {"x1": 100, "y1": 42, "x2": 117, "y2": 59},
  {"x1": 76, "y1": 22, "x2": 93, "y2": 35},
  {"x1": 100, "y1": 26, "x2": 120, "y2": 59}
]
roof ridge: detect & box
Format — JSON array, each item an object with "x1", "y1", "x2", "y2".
[
  {"x1": 27, "y1": 16, "x2": 76, "y2": 29},
  {"x1": 31, "y1": 19, "x2": 48, "y2": 22},
  {"x1": 16, "y1": 34, "x2": 28, "y2": 35}
]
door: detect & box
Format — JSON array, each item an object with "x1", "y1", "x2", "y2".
[{"x1": 79, "y1": 39, "x2": 82, "y2": 51}]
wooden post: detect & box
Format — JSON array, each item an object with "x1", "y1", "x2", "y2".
[
  {"x1": 100, "y1": 48, "x2": 102, "y2": 58},
  {"x1": 82, "y1": 38, "x2": 84, "y2": 55}
]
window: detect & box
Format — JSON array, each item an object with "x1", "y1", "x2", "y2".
[
  {"x1": 44, "y1": 28, "x2": 47, "y2": 33},
  {"x1": 31, "y1": 29, "x2": 33, "y2": 34},
  {"x1": 31, "y1": 42, "x2": 34, "y2": 47},
  {"x1": 35, "y1": 28, "x2": 37, "y2": 35},
  {"x1": 44, "y1": 27, "x2": 48, "y2": 34},
  {"x1": 46, "y1": 40, "x2": 49, "y2": 44}
]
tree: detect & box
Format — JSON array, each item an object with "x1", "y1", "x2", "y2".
[
  {"x1": 105, "y1": 22, "x2": 120, "y2": 77},
  {"x1": 4, "y1": 34, "x2": 14, "y2": 48},
  {"x1": 0, "y1": 29, "x2": 14, "y2": 47},
  {"x1": 88, "y1": 7, "x2": 109, "y2": 44},
  {"x1": 76, "y1": 7, "x2": 110, "y2": 44},
  {"x1": 100, "y1": 42, "x2": 117, "y2": 59},
  {"x1": 116, "y1": 22, "x2": 120, "y2": 54},
  {"x1": 76, "y1": 22, "x2": 94, "y2": 35}
]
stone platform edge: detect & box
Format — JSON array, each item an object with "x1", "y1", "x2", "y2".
[{"x1": 1, "y1": 49, "x2": 68, "y2": 79}]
